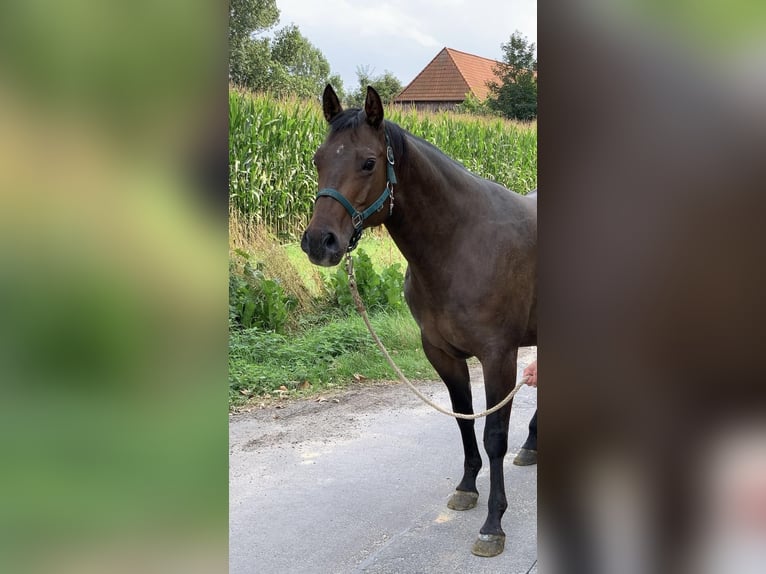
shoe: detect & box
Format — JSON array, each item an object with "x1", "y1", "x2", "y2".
[{"x1": 513, "y1": 448, "x2": 537, "y2": 466}]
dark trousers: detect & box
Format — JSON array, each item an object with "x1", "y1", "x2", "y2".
[{"x1": 521, "y1": 409, "x2": 537, "y2": 451}]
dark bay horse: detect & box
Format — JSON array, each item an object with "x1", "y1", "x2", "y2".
[{"x1": 301, "y1": 85, "x2": 537, "y2": 557}]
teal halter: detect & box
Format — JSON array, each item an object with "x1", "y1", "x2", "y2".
[{"x1": 315, "y1": 131, "x2": 397, "y2": 252}]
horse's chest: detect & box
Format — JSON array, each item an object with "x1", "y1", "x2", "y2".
[{"x1": 404, "y1": 273, "x2": 482, "y2": 355}]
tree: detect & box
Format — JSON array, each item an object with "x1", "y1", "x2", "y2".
[
  {"x1": 455, "y1": 92, "x2": 495, "y2": 116},
  {"x1": 229, "y1": 0, "x2": 279, "y2": 87},
  {"x1": 347, "y1": 66, "x2": 402, "y2": 107},
  {"x1": 229, "y1": 37, "x2": 273, "y2": 89},
  {"x1": 270, "y1": 25, "x2": 333, "y2": 98},
  {"x1": 487, "y1": 32, "x2": 537, "y2": 121},
  {"x1": 228, "y1": 0, "x2": 342, "y2": 98},
  {"x1": 229, "y1": 0, "x2": 279, "y2": 48}
]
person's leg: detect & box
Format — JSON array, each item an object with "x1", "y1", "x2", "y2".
[{"x1": 513, "y1": 409, "x2": 537, "y2": 466}]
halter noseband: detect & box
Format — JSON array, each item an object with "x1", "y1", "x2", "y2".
[{"x1": 315, "y1": 130, "x2": 397, "y2": 252}]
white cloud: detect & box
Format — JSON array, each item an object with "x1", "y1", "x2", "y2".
[{"x1": 274, "y1": 0, "x2": 536, "y2": 90}]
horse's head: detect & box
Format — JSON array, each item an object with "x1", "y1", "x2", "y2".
[{"x1": 301, "y1": 84, "x2": 394, "y2": 266}]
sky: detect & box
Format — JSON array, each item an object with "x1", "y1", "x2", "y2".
[{"x1": 272, "y1": 0, "x2": 537, "y2": 92}]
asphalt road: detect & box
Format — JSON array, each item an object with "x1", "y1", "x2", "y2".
[{"x1": 230, "y1": 349, "x2": 537, "y2": 574}]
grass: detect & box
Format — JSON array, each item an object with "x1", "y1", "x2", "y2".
[
  {"x1": 229, "y1": 216, "x2": 434, "y2": 408},
  {"x1": 229, "y1": 210, "x2": 316, "y2": 317},
  {"x1": 229, "y1": 312, "x2": 436, "y2": 407},
  {"x1": 281, "y1": 228, "x2": 407, "y2": 297}
]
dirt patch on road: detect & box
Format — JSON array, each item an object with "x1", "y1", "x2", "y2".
[
  {"x1": 230, "y1": 348, "x2": 537, "y2": 453},
  {"x1": 230, "y1": 378, "x2": 431, "y2": 453}
]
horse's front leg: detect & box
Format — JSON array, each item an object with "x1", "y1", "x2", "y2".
[
  {"x1": 472, "y1": 351, "x2": 517, "y2": 557},
  {"x1": 420, "y1": 337, "x2": 482, "y2": 511}
]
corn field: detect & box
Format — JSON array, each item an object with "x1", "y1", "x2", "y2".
[{"x1": 229, "y1": 88, "x2": 537, "y2": 240}]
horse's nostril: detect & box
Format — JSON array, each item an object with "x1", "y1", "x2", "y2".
[{"x1": 322, "y1": 232, "x2": 337, "y2": 250}]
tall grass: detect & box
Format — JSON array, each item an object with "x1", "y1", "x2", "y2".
[
  {"x1": 229, "y1": 88, "x2": 537, "y2": 240},
  {"x1": 389, "y1": 106, "x2": 537, "y2": 194},
  {"x1": 229, "y1": 90, "x2": 324, "y2": 240},
  {"x1": 229, "y1": 210, "x2": 320, "y2": 312},
  {"x1": 229, "y1": 311, "x2": 436, "y2": 401}
]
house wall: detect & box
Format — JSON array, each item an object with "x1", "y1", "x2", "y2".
[{"x1": 393, "y1": 101, "x2": 463, "y2": 113}]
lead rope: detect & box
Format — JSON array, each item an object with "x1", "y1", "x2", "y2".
[{"x1": 345, "y1": 253, "x2": 528, "y2": 420}]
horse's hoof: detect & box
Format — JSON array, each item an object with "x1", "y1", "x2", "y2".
[
  {"x1": 471, "y1": 533, "x2": 506, "y2": 557},
  {"x1": 447, "y1": 490, "x2": 478, "y2": 511},
  {"x1": 513, "y1": 448, "x2": 537, "y2": 466}
]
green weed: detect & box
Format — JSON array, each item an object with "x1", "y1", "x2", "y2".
[
  {"x1": 326, "y1": 248, "x2": 405, "y2": 313},
  {"x1": 228, "y1": 312, "x2": 435, "y2": 404},
  {"x1": 228, "y1": 258, "x2": 296, "y2": 333}
]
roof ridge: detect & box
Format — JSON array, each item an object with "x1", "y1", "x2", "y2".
[
  {"x1": 395, "y1": 47, "x2": 449, "y2": 100},
  {"x1": 445, "y1": 47, "x2": 502, "y2": 66},
  {"x1": 394, "y1": 46, "x2": 503, "y2": 103},
  {"x1": 444, "y1": 48, "x2": 471, "y2": 96}
]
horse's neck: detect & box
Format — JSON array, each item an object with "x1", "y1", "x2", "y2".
[{"x1": 383, "y1": 137, "x2": 473, "y2": 274}]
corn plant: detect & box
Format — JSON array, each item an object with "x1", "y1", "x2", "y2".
[
  {"x1": 229, "y1": 89, "x2": 324, "y2": 239},
  {"x1": 229, "y1": 88, "x2": 537, "y2": 240}
]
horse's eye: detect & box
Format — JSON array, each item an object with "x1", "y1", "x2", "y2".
[{"x1": 362, "y1": 158, "x2": 376, "y2": 171}]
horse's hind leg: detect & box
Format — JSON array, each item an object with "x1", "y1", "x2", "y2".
[
  {"x1": 421, "y1": 338, "x2": 482, "y2": 511},
  {"x1": 472, "y1": 351, "x2": 517, "y2": 557}
]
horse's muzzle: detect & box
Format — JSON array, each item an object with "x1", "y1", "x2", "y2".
[{"x1": 301, "y1": 228, "x2": 343, "y2": 266}]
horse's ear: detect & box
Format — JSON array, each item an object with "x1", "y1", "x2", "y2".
[
  {"x1": 364, "y1": 86, "x2": 384, "y2": 129},
  {"x1": 322, "y1": 84, "x2": 343, "y2": 123}
]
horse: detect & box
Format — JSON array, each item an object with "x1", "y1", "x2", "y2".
[{"x1": 301, "y1": 85, "x2": 537, "y2": 557}]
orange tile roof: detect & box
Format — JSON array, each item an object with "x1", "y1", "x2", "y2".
[{"x1": 395, "y1": 48, "x2": 503, "y2": 103}]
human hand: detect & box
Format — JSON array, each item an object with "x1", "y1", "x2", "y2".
[{"x1": 522, "y1": 360, "x2": 537, "y2": 387}]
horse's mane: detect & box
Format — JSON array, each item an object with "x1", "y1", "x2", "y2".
[
  {"x1": 328, "y1": 108, "x2": 472, "y2": 178},
  {"x1": 328, "y1": 108, "x2": 409, "y2": 166}
]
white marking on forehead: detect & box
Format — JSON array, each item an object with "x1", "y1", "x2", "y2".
[{"x1": 336, "y1": 144, "x2": 344, "y2": 155}]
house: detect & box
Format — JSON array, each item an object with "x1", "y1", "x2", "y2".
[{"x1": 394, "y1": 47, "x2": 503, "y2": 111}]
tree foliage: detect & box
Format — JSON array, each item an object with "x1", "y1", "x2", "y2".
[
  {"x1": 229, "y1": 0, "x2": 342, "y2": 98},
  {"x1": 268, "y1": 25, "x2": 334, "y2": 97},
  {"x1": 487, "y1": 31, "x2": 537, "y2": 121},
  {"x1": 228, "y1": 0, "x2": 279, "y2": 47},
  {"x1": 346, "y1": 66, "x2": 402, "y2": 107},
  {"x1": 454, "y1": 92, "x2": 495, "y2": 116}
]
